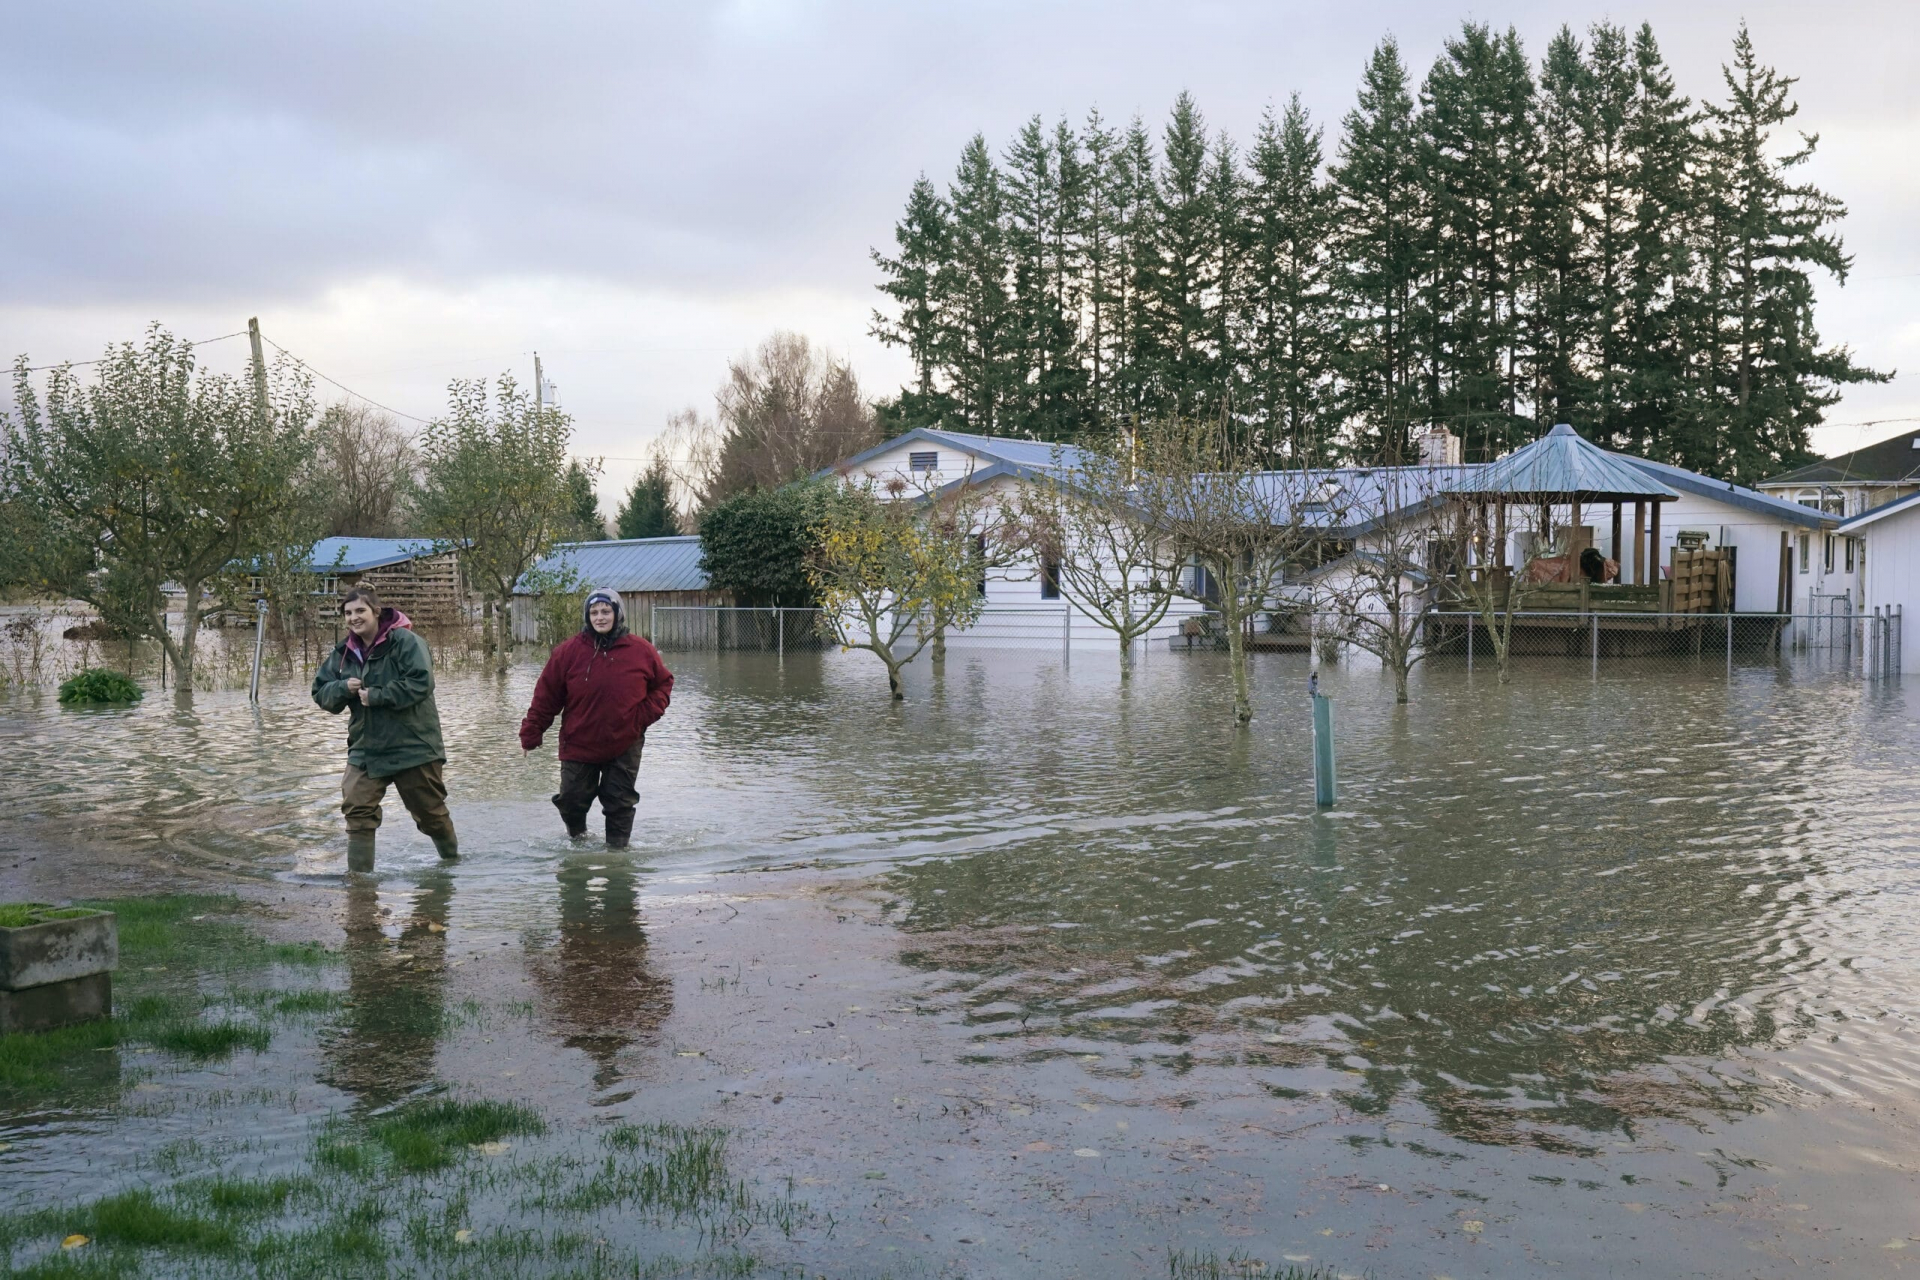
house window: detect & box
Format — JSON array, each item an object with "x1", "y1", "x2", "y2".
[
  {"x1": 1845, "y1": 538, "x2": 1855, "y2": 573},
  {"x1": 1824, "y1": 535, "x2": 1835, "y2": 573},
  {"x1": 909, "y1": 450, "x2": 939, "y2": 473},
  {"x1": 1040, "y1": 557, "x2": 1061, "y2": 600},
  {"x1": 1798, "y1": 533, "x2": 1809, "y2": 573}
]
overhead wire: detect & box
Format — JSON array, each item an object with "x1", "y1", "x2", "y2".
[
  {"x1": 19, "y1": 330, "x2": 250, "y2": 373},
  {"x1": 259, "y1": 336, "x2": 433, "y2": 424}
]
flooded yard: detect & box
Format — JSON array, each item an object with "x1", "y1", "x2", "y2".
[{"x1": 3, "y1": 645, "x2": 1918, "y2": 1277}]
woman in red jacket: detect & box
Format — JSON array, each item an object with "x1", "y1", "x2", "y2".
[{"x1": 519, "y1": 589, "x2": 674, "y2": 848}]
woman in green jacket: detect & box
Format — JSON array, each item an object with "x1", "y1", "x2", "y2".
[{"x1": 312, "y1": 589, "x2": 458, "y2": 872}]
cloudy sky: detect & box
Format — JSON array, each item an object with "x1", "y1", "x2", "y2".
[{"x1": 4, "y1": 1, "x2": 1915, "y2": 503}]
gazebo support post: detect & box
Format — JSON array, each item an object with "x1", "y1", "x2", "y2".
[
  {"x1": 1610, "y1": 502, "x2": 1622, "y2": 577},
  {"x1": 1649, "y1": 500, "x2": 1663, "y2": 597},
  {"x1": 1633, "y1": 501, "x2": 1647, "y2": 585}
]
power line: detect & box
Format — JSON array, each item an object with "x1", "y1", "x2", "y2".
[
  {"x1": 19, "y1": 330, "x2": 249, "y2": 373},
  {"x1": 259, "y1": 336, "x2": 433, "y2": 424}
]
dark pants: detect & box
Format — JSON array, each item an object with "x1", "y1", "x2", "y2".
[
  {"x1": 554, "y1": 741, "x2": 642, "y2": 846},
  {"x1": 342, "y1": 761, "x2": 456, "y2": 840}
]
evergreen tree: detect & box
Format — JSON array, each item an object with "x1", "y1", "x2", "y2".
[
  {"x1": 1419, "y1": 23, "x2": 1538, "y2": 457},
  {"x1": 1525, "y1": 26, "x2": 1597, "y2": 432},
  {"x1": 1151, "y1": 93, "x2": 1220, "y2": 419},
  {"x1": 1330, "y1": 39, "x2": 1425, "y2": 461},
  {"x1": 1205, "y1": 133, "x2": 1247, "y2": 431},
  {"x1": 1111, "y1": 117, "x2": 1162, "y2": 427},
  {"x1": 1686, "y1": 23, "x2": 1887, "y2": 481},
  {"x1": 1079, "y1": 110, "x2": 1125, "y2": 431},
  {"x1": 870, "y1": 174, "x2": 957, "y2": 429},
  {"x1": 1242, "y1": 96, "x2": 1337, "y2": 461},
  {"x1": 1002, "y1": 117, "x2": 1089, "y2": 440},
  {"x1": 563, "y1": 458, "x2": 604, "y2": 540},
  {"x1": 940, "y1": 135, "x2": 1017, "y2": 435},
  {"x1": 614, "y1": 459, "x2": 681, "y2": 540}
]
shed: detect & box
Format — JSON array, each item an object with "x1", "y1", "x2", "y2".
[
  {"x1": 511, "y1": 536, "x2": 730, "y2": 641},
  {"x1": 304, "y1": 537, "x2": 463, "y2": 625},
  {"x1": 1838, "y1": 488, "x2": 1919, "y2": 671}
]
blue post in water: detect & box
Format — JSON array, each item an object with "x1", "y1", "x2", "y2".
[{"x1": 1309, "y1": 672, "x2": 1336, "y2": 808}]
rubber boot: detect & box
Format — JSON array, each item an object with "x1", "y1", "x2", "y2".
[
  {"x1": 346, "y1": 832, "x2": 376, "y2": 874},
  {"x1": 433, "y1": 834, "x2": 460, "y2": 861}
]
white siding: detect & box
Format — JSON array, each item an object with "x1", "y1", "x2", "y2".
[{"x1": 1859, "y1": 503, "x2": 1920, "y2": 669}]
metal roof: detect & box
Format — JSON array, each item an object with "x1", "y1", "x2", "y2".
[
  {"x1": 1612, "y1": 455, "x2": 1832, "y2": 529},
  {"x1": 824, "y1": 427, "x2": 1093, "y2": 479},
  {"x1": 309, "y1": 537, "x2": 441, "y2": 573},
  {"x1": 516, "y1": 536, "x2": 710, "y2": 595},
  {"x1": 1447, "y1": 424, "x2": 1678, "y2": 500}
]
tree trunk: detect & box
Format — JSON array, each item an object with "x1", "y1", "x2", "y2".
[
  {"x1": 885, "y1": 657, "x2": 904, "y2": 700},
  {"x1": 1225, "y1": 610, "x2": 1252, "y2": 724},
  {"x1": 160, "y1": 580, "x2": 205, "y2": 695},
  {"x1": 932, "y1": 622, "x2": 946, "y2": 664},
  {"x1": 1393, "y1": 657, "x2": 1410, "y2": 704},
  {"x1": 1117, "y1": 633, "x2": 1134, "y2": 680}
]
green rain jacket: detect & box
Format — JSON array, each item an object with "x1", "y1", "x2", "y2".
[{"x1": 311, "y1": 608, "x2": 447, "y2": 777}]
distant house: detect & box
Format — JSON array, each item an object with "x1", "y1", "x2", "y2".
[
  {"x1": 511, "y1": 536, "x2": 729, "y2": 642},
  {"x1": 299, "y1": 537, "x2": 464, "y2": 625},
  {"x1": 1838, "y1": 489, "x2": 1920, "y2": 670},
  {"x1": 1759, "y1": 426, "x2": 1920, "y2": 518}
]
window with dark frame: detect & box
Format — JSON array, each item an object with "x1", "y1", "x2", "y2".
[
  {"x1": 1799, "y1": 533, "x2": 1810, "y2": 573},
  {"x1": 1824, "y1": 535, "x2": 1835, "y2": 573},
  {"x1": 1040, "y1": 556, "x2": 1061, "y2": 600},
  {"x1": 909, "y1": 450, "x2": 939, "y2": 472},
  {"x1": 1845, "y1": 537, "x2": 1855, "y2": 573}
]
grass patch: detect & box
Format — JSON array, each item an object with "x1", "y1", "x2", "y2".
[
  {"x1": 149, "y1": 1020, "x2": 270, "y2": 1060},
  {"x1": 1168, "y1": 1250, "x2": 1350, "y2": 1280},
  {"x1": 195, "y1": 1176, "x2": 312, "y2": 1217},
  {"x1": 367, "y1": 1097, "x2": 546, "y2": 1173},
  {"x1": 78, "y1": 1189, "x2": 237, "y2": 1252},
  {"x1": 0, "y1": 904, "x2": 105, "y2": 928}
]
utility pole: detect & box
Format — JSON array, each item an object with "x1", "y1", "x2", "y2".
[
  {"x1": 247, "y1": 317, "x2": 270, "y2": 423},
  {"x1": 534, "y1": 352, "x2": 544, "y2": 414}
]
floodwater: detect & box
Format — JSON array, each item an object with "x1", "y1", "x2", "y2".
[{"x1": 4, "y1": 642, "x2": 1920, "y2": 1277}]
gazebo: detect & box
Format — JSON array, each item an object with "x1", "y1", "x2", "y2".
[{"x1": 1444, "y1": 423, "x2": 1680, "y2": 589}]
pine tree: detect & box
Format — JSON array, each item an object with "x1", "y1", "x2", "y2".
[
  {"x1": 1151, "y1": 93, "x2": 1219, "y2": 419},
  {"x1": 1205, "y1": 132, "x2": 1247, "y2": 432},
  {"x1": 615, "y1": 459, "x2": 681, "y2": 540},
  {"x1": 1079, "y1": 110, "x2": 1125, "y2": 430},
  {"x1": 563, "y1": 458, "x2": 604, "y2": 540},
  {"x1": 1525, "y1": 27, "x2": 1597, "y2": 431},
  {"x1": 940, "y1": 135, "x2": 1016, "y2": 435},
  {"x1": 1687, "y1": 23, "x2": 1887, "y2": 482},
  {"x1": 1111, "y1": 117, "x2": 1162, "y2": 427},
  {"x1": 1330, "y1": 39, "x2": 1425, "y2": 461},
  {"x1": 1242, "y1": 95, "x2": 1337, "y2": 461},
  {"x1": 1002, "y1": 117, "x2": 1088, "y2": 440},
  {"x1": 871, "y1": 174, "x2": 957, "y2": 429},
  {"x1": 1419, "y1": 24, "x2": 1538, "y2": 457}
]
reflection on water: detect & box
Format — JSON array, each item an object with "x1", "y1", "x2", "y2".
[
  {"x1": 526, "y1": 854, "x2": 672, "y2": 1086},
  {"x1": 3, "y1": 648, "x2": 1916, "y2": 1155},
  {"x1": 321, "y1": 870, "x2": 454, "y2": 1106}
]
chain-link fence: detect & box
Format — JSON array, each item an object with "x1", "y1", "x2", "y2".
[{"x1": 645, "y1": 604, "x2": 1132, "y2": 658}]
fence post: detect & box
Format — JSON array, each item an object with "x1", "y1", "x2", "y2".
[
  {"x1": 249, "y1": 598, "x2": 267, "y2": 704},
  {"x1": 1466, "y1": 613, "x2": 1473, "y2": 674},
  {"x1": 1726, "y1": 610, "x2": 1733, "y2": 678},
  {"x1": 775, "y1": 606, "x2": 783, "y2": 659},
  {"x1": 1311, "y1": 679, "x2": 1336, "y2": 808},
  {"x1": 1590, "y1": 613, "x2": 1598, "y2": 680},
  {"x1": 1062, "y1": 602, "x2": 1072, "y2": 666}
]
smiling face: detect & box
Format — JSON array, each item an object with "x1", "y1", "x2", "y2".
[
  {"x1": 588, "y1": 601, "x2": 617, "y2": 633},
  {"x1": 343, "y1": 598, "x2": 378, "y2": 639}
]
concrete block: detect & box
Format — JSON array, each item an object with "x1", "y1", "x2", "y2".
[
  {"x1": 0, "y1": 971, "x2": 112, "y2": 1033},
  {"x1": 0, "y1": 910, "x2": 119, "y2": 991}
]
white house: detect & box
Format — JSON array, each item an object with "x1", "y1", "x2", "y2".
[
  {"x1": 1759, "y1": 426, "x2": 1920, "y2": 519},
  {"x1": 1838, "y1": 489, "x2": 1919, "y2": 671}
]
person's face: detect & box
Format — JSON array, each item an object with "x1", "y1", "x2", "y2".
[
  {"x1": 343, "y1": 599, "x2": 378, "y2": 638},
  {"x1": 588, "y1": 602, "x2": 616, "y2": 633}
]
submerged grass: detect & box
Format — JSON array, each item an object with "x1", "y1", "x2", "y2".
[
  {"x1": 1168, "y1": 1250, "x2": 1355, "y2": 1280},
  {"x1": 0, "y1": 895, "x2": 339, "y2": 1098},
  {"x1": 369, "y1": 1097, "x2": 547, "y2": 1173}
]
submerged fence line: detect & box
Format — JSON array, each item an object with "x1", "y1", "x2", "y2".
[{"x1": 638, "y1": 602, "x2": 1904, "y2": 682}]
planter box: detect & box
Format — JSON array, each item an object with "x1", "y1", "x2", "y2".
[{"x1": 0, "y1": 906, "x2": 117, "y2": 1034}]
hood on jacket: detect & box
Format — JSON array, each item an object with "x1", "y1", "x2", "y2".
[
  {"x1": 582, "y1": 588, "x2": 627, "y2": 647},
  {"x1": 346, "y1": 607, "x2": 412, "y2": 660}
]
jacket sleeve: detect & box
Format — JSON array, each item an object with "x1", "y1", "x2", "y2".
[
  {"x1": 366, "y1": 632, "x2": 434, "y2": 710},
  {"x1": 635, "y1": 644, "x2": 674, "y2": 731},
  {"x1": 311, "y1": 651, "x2": 352, "y2": 714},
  {"x1": 519, "y1": 644, "x2": 569, "y2": 750}
]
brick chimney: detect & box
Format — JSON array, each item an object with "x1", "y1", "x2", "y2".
[{"x1": 1418, "y1": 425, "x2": 1461, "y2": 467}]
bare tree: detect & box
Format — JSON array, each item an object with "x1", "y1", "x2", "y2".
[
  {"x1": 1018, "y1": 434, "x2": 1182, "y2": 680},
  {"x1": 707, "y1": 332, "x2": 882, "y2": 503},
  {"x1": 1136, "y1": 417, "x2": 1321, "y2": 724},
  {"x1": 317, "y1": 404, "x2": 414, "y2": 537},
  {"x1": 1310, "y1": 467, "x2": 1448, "y2": 703},
  {"x1": 1437, "y1": 497, "x2": 1557, "y2": 684}
]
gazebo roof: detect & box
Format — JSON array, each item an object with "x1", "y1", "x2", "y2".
[{"x1": 1446, "y1": 424, "x2": 1679, "y2": 502}]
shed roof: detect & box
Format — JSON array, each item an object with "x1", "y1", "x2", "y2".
[
  {"x1": 824, "y1": 427, "x2": 1093, "y2": 480},
  {"x1": 1444, "y1": 424, "x2": 1676, "y2": 500},
  {"x1": 516, "y1": 536, "x2": 709, "y2": 595},
  {"x1": 309, "y1": 537, "x2": 441, "y2": 573},
  {"x1": 1763, "y1": 427, "x2": 1920, "y2": 488}
]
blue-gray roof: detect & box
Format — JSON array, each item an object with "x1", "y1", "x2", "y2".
[
  {"x1": 823, "y1": 427, "x2": 1093, "y2": 480},
  {"x1": 516, "y1": 536, "x2": 709, "y2": 595},
  {"x1": 1613, "y1": 455, "x2": 1833, "y2": 529},
  {"x1": 309, "y1": 537, "x2": 441, "y2": 573},
  {"x1": 1447, "y1": 424, "x2": 1678, "y2": 500}
]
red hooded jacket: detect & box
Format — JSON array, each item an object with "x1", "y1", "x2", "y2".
[{"x1": 519, "y1": 631, "x2": 674, "y2": 763}]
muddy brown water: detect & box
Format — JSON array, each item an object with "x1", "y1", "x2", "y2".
[{"x1": 3, "y1": 645, "x2": 1919, "y2": 1277}]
